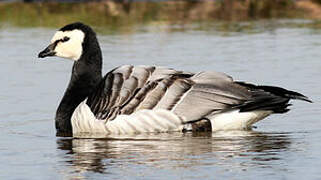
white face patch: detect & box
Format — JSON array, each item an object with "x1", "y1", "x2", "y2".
[{"x1": 51, "y1": 29, "x2": 85, "y2": 61}]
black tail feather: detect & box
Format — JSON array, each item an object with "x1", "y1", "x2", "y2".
[
  {"x1": 255, "y1": 85, "x2": 312, "y2": 103},
  {"x1": 236, "y1": 82, "x2": 312, "y2": 113}
]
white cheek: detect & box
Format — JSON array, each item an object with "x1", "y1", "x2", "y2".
[
  {"x1": 55, "y1": 41, "x2": 83, "y2": 61},
  {"x1": 51, "y1": 30, "x2": 85, "y2": 61}
]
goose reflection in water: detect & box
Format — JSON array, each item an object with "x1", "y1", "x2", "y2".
[{"x1": 56, "y1": 131, "x2": 291, "y2": 177}]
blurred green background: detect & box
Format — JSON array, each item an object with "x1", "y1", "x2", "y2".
[{"x1": 1, "y1": 0, "x2": 321, "y2": 33}]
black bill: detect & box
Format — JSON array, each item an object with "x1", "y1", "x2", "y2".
[{"x1": 38, "y1": 43, "x2": 56, "y2": 58}]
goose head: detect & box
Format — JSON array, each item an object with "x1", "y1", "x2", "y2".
[
  {"x1": 38, "y1": 22, "x2": 98, "y2": 61},
  {"x1": 39, "y1": 22, "x2": 102, "y2": 137}
]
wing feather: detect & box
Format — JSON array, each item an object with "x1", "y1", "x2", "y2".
[
  {"x1": 120, "y1": 80, "x2": 158, "y2": 114},
  {"x1": 135, "y1": 80, "x2": 167, "y2": 110},
  {"x1": 86, "y1": 65, "x2": 295, "y2": 125},
  {"x1": 117, "y1": 76, "x2": 139, "y2": 106},
  {"x1": 154, "y1": 78, "x2": 192, "y2": 110}
]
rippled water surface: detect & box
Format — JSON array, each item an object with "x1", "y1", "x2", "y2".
[{"x1": 0, "y1": 21, "x2": 320, "y2": 179}]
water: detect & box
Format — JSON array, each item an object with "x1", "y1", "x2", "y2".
[{"x1": 0, "y1": 21, "x2": 320, "y2": 179}]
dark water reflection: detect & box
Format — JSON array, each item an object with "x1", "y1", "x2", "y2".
[{"x1": 56, "y1": 131, "x2": 291, "y2": 177}]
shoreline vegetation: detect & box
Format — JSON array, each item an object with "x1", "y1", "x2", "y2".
[{"x1": 1, "y1": 0, "x2": 321, "y2": 33}]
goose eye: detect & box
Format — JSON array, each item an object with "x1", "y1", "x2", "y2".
[{"x1": 61, "y1": 36, "x2": 70, "y2": 42}]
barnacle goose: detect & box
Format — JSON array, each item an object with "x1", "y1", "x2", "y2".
[{"x1": 38, "y1": 22, "x2": 311, "y2": 137}]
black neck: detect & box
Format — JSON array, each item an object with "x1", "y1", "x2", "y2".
[{"x1": 55, "y1": 35, "x2": 102, "y2": 137}]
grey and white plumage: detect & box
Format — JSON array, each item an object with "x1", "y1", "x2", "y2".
[{"x1": 38, "y1": 22, "x2": 311, "y2": 136}]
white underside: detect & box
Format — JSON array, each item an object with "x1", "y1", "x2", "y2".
[
  {"x1": 209, "y1": 110, "x2": 272, "y2": 131},
  {"x1": 71, "y1": 100, "x2": 184, "y2": 136},
  {"x1": 71, "y1": 100, "x2": 273, "y2": 136}
]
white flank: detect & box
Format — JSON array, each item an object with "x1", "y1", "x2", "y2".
[
  {"x1": 71, "y1": 100, "x2": 184, "y2": 135},
  {"x1": 72, "y1": 101, "x2": 273, "y2": 135},
  {"x1": 209, "y1": 110, "x2": 273, "y2": 131},
  {"x1": 51, "y1": 30, "x2": 84, "y2": 61}
]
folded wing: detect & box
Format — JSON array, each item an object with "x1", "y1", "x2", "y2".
[{"x1": 86, "y1": 65, "x2": 309, "y2": 125}]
